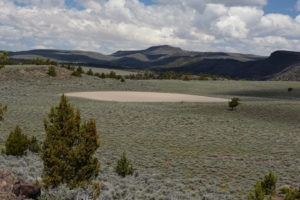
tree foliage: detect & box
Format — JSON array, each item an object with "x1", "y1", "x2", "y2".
[
  {"x1": 28, "y1": 136, "x2": 41, "y2": 153},
  {"x1": 4, "y1": 126, "x2": 29, "y2": 156},
  {"x1": 280, "y1": 187, "x2": 300, "y2": 200},
  {"x1": 0, "y1": 103, "x2": 7, "y2": 121},
  {"x1": 248, "y1": 171, "x2": 278, "y2": 200},
  {"x1": 86, "y1": 69, "x2": 94, "y2": 76},
  {"x1": 47, "y1": 66, "x2": 57, "y2": 77},
  {"x1": 0, "y1": 51, "x2": 8, "y2": 68},
  {"x1": 228, "y1": 97, "x2": 240, "y2": 111},
  {"x1": 248, "y1": 181, "x2": 265, "y2": 200},
  {"x1": 115, "y1": 152, "x2": 134, "y2": 177},
  {"x1": 261, "y1": 171, "x2": 277, "y2": 195},
  {"x1": 41, "y1": 94, "x2": 100, "y2": 188}
]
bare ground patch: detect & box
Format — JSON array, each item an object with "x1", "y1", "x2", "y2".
[{"x1": 65, "y1": 91, "x2": 229, "y2": 103}]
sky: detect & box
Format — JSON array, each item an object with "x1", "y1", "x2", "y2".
[{"x1": 1, "y1": 0, "x2": 300, "y2": 55}]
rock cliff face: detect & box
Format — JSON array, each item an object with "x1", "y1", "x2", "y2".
[{"x1": 0, "y1": 171, "x2": 41, "y2": 200}]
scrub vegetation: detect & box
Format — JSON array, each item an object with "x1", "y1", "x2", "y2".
[{"x1": 0, "y1": 65, "x2": 299, "y2": 199}]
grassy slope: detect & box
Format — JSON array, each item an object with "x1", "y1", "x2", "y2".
[{"x1": 0, "y1": 65, "x2": 299, "y2": 199}]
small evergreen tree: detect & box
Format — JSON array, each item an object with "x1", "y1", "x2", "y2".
[
  {"x1": 288, "y1": 88, "x2": 293, "y2": 92},
  {"x1": 41, "y1": 94, "x2": 99, "y2": 188},
  {"x1": 261, "y1": 171, "x2": 277, "y2": 195},
  {"x1": 280, "y1": 186, "x2": 300, "y2": 200},
  {"x1": 47, "y1": 66, "x2": 57, "y2": 77},
  {"x1": 77, "y1": 66, "x2": 84, "y2": 74},
  {"x1": 4, "y1": 126, "x2": 29, "y2": 156},
  {"x1": 228, "y1": 97, "x2": 240, "y2": 111},
  {"x1": 71, "y1": 71, "x2": 82, "y2": 77},
  {"x1": 248, "y1": 181, "x2": 265, "y2": 200},
  {"x1": 86, "y1": 69, "x2": 94, "y2": 76},
  {"x1": 0, "y1": 103, "x2": 7, "y2": 121},
  {"x1": 115, "y1": 152, "x2": 134, "y2": 177},
  {"x1": 0, "y1": 51, "x2": 8, "y2": 67},
  {"x1": 28, "y1": 136, "x2": 41, "y2": 153},
  {"x1": 100, "y1": 73, "x2": 105, "y2": 79},
  {"x1": 183, "y1": 75, "x2": 190, "y2": 81}
]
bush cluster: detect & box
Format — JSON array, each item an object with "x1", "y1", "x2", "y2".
[
  {"x1": 247, "y1": 171, "x2": 300, "y2": 200},
  {"x1": 2, "y1": 125, "x2": 40, "y2": 156}
]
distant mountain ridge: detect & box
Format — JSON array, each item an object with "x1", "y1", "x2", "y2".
[{"x1": 6, "y1": 45, "x2": 300, "y2": 80}]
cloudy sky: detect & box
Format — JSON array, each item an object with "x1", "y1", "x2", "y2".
[{"x1": 1, "y1": 0, "x2": 300, "y2": 55}]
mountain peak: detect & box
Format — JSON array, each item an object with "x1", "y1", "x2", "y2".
[{"x1": 145, "y1": 45, "x2": 183, "y2": 52}]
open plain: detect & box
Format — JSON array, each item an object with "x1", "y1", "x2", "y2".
[{"x1": 0, "y1": 65, "x2": 300, "y2": 199}]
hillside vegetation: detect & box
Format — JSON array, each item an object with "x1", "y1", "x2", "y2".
[{"x1": 0, "y1": 65, "x2": 299, "y2": 199}]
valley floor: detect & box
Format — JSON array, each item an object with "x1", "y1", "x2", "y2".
[{"x1": 0, "y1": 66, "x2": 300, "y2": 199}]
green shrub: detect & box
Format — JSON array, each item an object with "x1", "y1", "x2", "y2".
[
  {"x1": 71, "y1": 71, "x2": 82, "y2": 77},
  {"x1": 115, "y1": 152, "x2": 134, "y2": 177},
  {"x1": 228, "y1": 97, "x2": 240, "y2": 111},
  {"x1": 248, "y1": 181, "x2": 265, "y2": 200},
  {"x1": 288, "y1": 88, "x2": 293, "y2": 92},
  {"x1": 86, "y1": 69, "x2": 94, "y2": 76},
  {"x1": 120, "y1": 77, "x2": 125, "y2": 82},
  {"x1": 4, "y1": 125, "x2": 29, "y2": 156},
  {"x1": 28, "y1": 136, "x2": 41, "y2": 153},
  {"x1": 248, "y1": 171, "x2": 278, "y2": 200},
  {"x1": 0, "y1": 103, "x2": 7, "y2": 121},
  {"x1": 183, "y1": 75, "x2": 190, "y2": 81},
  {"x1": 261, "y1": 171, "x2": 277, "y2": 195},
  {"x1": 76, "y1": 66, "x2": 84, "y2": 74},
  {"x1": 280, "y1": 186, "x2": 300, "y2": 200},
  {"x1": 100, "y1": 73, "x2": 105, "y2": 79},
  {"x1": 41, "y1": 94, "x2": 100, "y2": 188},
  {"x1": 47, "y1": 66, "x2": 57, "y2": 77}
]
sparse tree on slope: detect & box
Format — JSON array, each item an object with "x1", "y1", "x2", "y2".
[
  {"x1": 0, "y1": 103, "x2": 7, "y2": 121},
  {"x1": 41, "y1": 94, "x2": 100, "y2": 188}
]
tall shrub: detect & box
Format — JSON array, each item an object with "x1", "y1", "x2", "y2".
[
  {"x1": 41, "y1": 94, "x2": 100, "y2": 188},
  {"x1": 4, "y1": 125, "x2": 29, "y2": 156}
]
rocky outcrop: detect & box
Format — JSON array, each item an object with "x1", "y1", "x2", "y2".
[{"x1": 0, "y1": 171, "x2": 41, "y2": 200}]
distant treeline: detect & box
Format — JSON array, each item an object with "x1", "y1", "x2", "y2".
[
  {"x1": 5, "y1": 57, "x2": 248, "y2": 81},
  {"x1": 124, "y1": 71, "x2": 240, "y2": 81}
]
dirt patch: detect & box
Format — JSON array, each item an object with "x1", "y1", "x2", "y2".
[{"x1": 65, "y1": 91, "x2": 228, "y2": 102}]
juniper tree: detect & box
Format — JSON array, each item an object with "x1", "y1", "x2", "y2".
[
  {"x1": 86, "y1": 69, "x2": 94, "y2": 76},
  {"x1": 47, "y1": 66, "x2": 57, "y2": 77},
  {"x1": 248, "y1": 181, "x2": 265, "y2": 200},
  {"x1": 228, "y1": 97, "x2": 240, "y2": 111},
  {"x1": 4, "y1": 125, "x2": 29, "y2": 156},
  {"x1": 41, "y1": 94, "x2": 100, "y2": 188},
  {"x1": 115, "y1": 152, "x2": 134, "y2": 177},
  {"x1": 0, "y1": 103, "x2": 7, "y2": 121},
  {"x1": 261, "y1": 171, "x2": 277, "y2": 195}
]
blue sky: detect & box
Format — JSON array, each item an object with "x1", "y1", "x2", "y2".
[
  {"x1": 263, "y1": 0, "x2": 299, "y2": 17},
  {"x1": 1, "y1": 0, "x2": 300, "y2": 55}
]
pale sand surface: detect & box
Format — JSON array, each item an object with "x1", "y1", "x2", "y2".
[{"x1": 65, "y1": 91, "x2": 229, "y2": 102}]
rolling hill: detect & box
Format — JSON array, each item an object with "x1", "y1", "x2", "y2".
[{"x1": 6, "y1": 45, "x2": 300, "y2": 80}]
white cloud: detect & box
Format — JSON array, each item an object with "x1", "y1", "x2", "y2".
[{"x1": 0, "y1": 0, "x2": 299, "y2": 55}]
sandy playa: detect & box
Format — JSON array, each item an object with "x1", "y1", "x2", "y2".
[{"x1": 65, "y1": 91, "x2": 228, "y2": 102}]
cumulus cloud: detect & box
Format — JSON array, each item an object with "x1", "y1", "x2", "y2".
[{"x1": 0, "y1": 0, "x2": 299, "y2": 55}]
